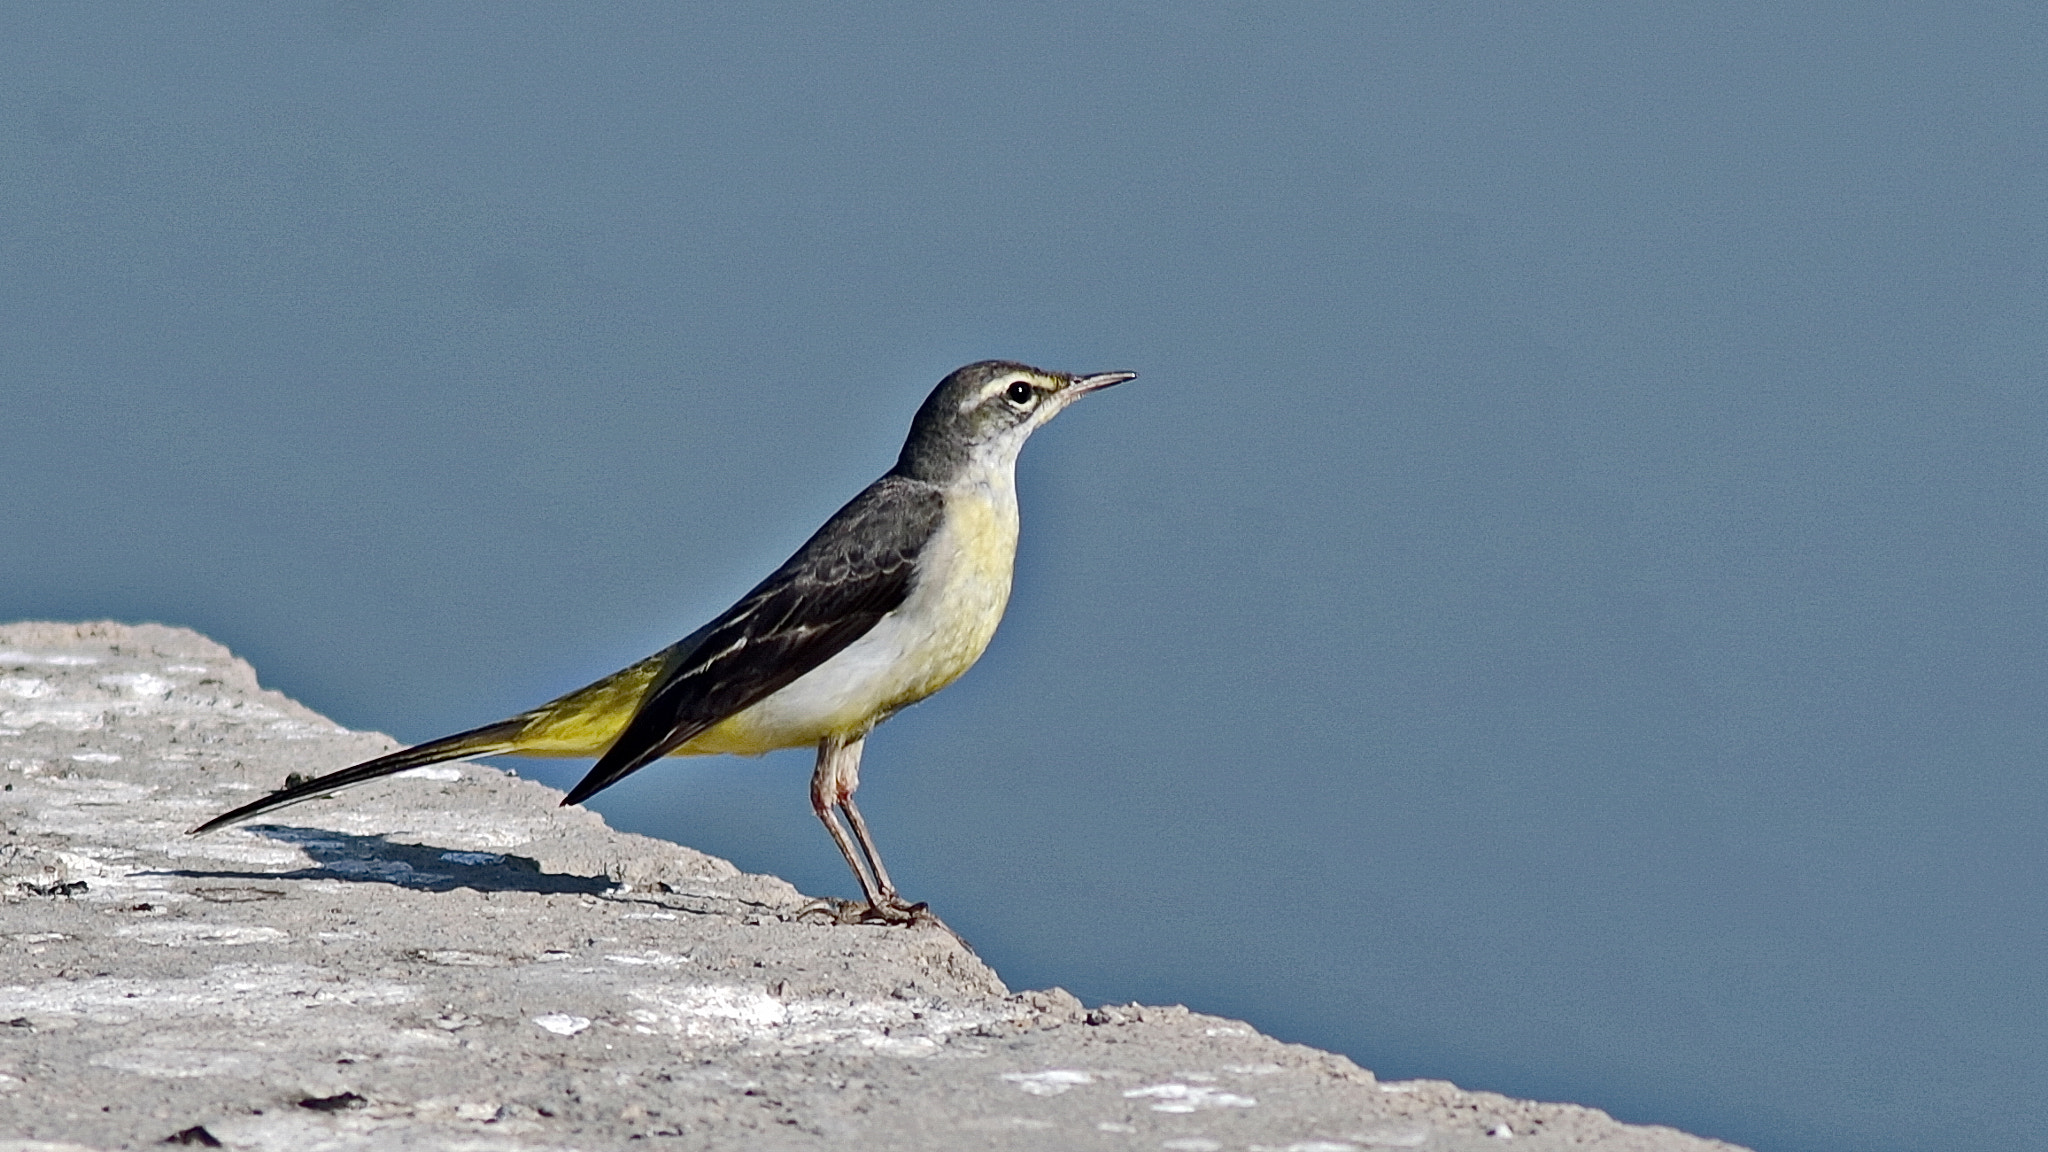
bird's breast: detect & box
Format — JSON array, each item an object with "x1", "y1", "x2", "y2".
[{"x1": 683, "y1": 482, "x2": 1020, "y2": 754}]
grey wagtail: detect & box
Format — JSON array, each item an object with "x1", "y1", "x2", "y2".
[{"x1": 193, "y1": 360, "x2": 1135, "y2": 922}]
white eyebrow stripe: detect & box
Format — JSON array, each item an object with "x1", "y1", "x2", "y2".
[{"x1": 958, "y1": 374, "x2": 1033, "y2": 412}]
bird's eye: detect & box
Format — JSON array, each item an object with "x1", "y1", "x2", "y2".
[{"x1": 1005, "y1": 380, "x2": 1035, "y2": 406}]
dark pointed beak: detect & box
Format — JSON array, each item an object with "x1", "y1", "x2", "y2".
[{"x1": 1070, "y1": 371, "x2": 1138, "y2": 395}]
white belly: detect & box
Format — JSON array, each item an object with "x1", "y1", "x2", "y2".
[{"x1": 681, "y1": 482, "x2": 1019, "y2": 754}]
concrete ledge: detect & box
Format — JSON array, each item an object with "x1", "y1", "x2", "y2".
[{"x1": 0, "y1": 622, "x2": 1746, "y2": 1151}]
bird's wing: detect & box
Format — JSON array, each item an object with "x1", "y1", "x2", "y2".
[{"x1": 560, "y1": 476, "x2": 944, "y2": 806}]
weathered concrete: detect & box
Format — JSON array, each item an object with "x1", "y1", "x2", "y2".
[{"x1": 0, "y1": 621, "x2": 1747, "y2": 1151}]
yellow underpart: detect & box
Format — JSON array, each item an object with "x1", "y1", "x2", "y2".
[
  {"x1": 503, "y1": 650, "x2": 669, "y2": 756},
  {"x1": 491, "y1": 481, "x2": 1020, "y2": 761},
  {"x1": 684, "y1": 482, "x2": 1017, "y2": 755}
]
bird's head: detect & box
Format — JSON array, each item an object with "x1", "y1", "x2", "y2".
[{"x1": 893, "y1": 360, "x2": 1136, "y2": 483}]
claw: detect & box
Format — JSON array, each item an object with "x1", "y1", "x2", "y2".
[{"x1": 791, "y1": 895, "x2": 958, "y2": 938}]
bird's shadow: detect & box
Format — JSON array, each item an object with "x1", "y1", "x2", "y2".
[{"x1": 163, "y1": 824, "x2": 614, "y2": 896}]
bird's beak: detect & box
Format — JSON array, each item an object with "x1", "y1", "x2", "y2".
[{"x1": 1069, "y1": 371, "x2": 1138, "y2": 395}]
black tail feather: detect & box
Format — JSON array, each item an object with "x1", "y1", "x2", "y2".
[{"x1": 187, "y1": 719, "x2": 525, "y2": 835}]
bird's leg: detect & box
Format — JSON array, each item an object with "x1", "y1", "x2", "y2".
[
  {"x1": 834, "y1": 743, "x2": 935, "y2": 922},
  {"x1": 812, "y1": 734, "x2": 888, "y2": 910},
  {"x1": 820, "y1": 733, "x2": 896, "y2": 898},
  {"x1": 838, "y1": 793, "x2": 897, "y2": 903},
  {"x1": 806, "y1": 733, "x2": 929, "y2": 924}
]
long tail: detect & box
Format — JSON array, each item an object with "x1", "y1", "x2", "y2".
[{"x1": 187, "y1": 718, "x2": 526, "y2": 835}]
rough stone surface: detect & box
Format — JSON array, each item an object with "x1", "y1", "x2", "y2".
[{"x1": 0, "y1": 622, "x2": 1749, "y2": 1151}]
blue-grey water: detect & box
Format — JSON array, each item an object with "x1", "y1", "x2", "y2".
[{"x1": 5, "y1": 7, "x2": 2044, "y2": 1151}]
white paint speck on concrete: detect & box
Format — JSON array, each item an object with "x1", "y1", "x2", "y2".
[
  {"x1": 1125, "y1": 1083, "x2": 1258, "y2": 1112},
  {"x1": 533, "y1": 1014, "x2": 592, "y2": 1036},
  {"x1": 1003, "y1": 1069, "x2": 1095, "y2": 1095}
]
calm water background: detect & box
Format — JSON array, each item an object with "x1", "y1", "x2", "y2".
[{"x1": 5, "y1": 6, "x2": 2044, "y2": 1151}]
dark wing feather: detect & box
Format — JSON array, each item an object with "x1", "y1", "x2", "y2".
[{"x1": 560, "y1": 476, "x2": 943, "y2": 806}]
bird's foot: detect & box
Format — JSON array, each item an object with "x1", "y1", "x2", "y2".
[
  {"x1": 794, "y1": 895, "x2": 944, "y2": 929},
  {"x1": 865, "y1": 895, "x2": 938, "y2": 926},
  {"x1": 793, "y1": 896, "x2": 872, "y2": 925}
]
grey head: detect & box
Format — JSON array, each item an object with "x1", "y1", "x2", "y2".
[{"x1": 891, "y1": 360, "x2": 1137, "y2": 484}]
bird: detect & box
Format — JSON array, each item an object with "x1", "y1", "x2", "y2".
[{"x1": 192, "y1": 360, "x2": 1136, "y2": 923}]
